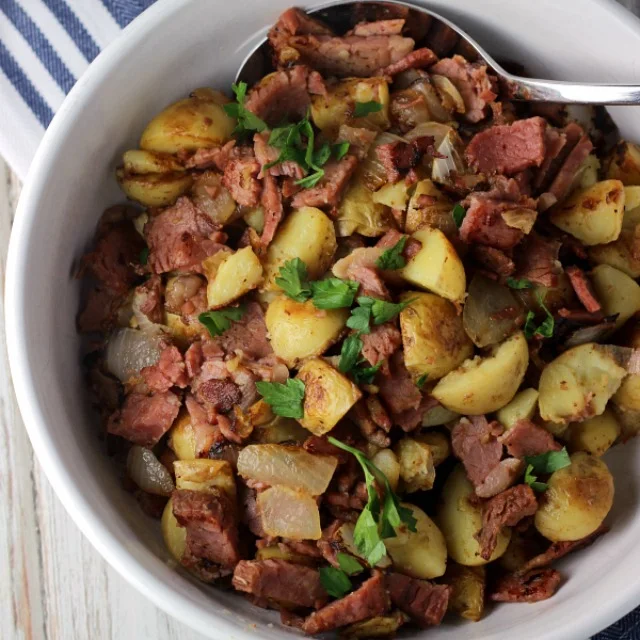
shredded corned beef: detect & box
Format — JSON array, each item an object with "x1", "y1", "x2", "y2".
[
  {"x1": 490, "y1": 568, "x2": 562, "y2": 603},
  {"x1": 387, "y1": 573, "x2": 450, "y2": 627},
  {"x1": 565, "y1": 266, "x2": 601, "y2": 313},
  {"x1": 513, "y1": 233, "x2": 562, "y2": 288},
  {"x1": 380, "y1": 47, "x2": 438, "y2": 76}
]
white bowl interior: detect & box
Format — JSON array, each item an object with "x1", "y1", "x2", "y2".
[{"x1": 7, "y1": 0, "x2": 640, "y2": 638}]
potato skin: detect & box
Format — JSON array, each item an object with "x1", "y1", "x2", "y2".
[
  {"x1": 566, "y1": 409, "x2": 620, "y2": 457},
  {"x1": 400, "y1": 292, "x2": 474, "y2": 381},
  {"x1": 591, "y1": 264, "x2": 640, "y2": 328},
  {"x1": 535, "y1": 452, "x2": 614, "y2": 542},
  {"x1": 265, "y1": 296, "x2": 348, "y2": 367},
  {"x1": 117, "y1": 170, "x2": 193, "y2": 207},
  {"x1": 444, "y1": 563, "x2": 485, "y2": 622},
  {"x1": 437, "y1": 465, "x2": 510, "y2": 566},
  {"x1": 432, "y1": 331, "x2": 529, "y2": 415}
]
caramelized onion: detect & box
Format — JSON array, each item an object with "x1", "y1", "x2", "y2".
[
  {"x1": 105, "y1": 328, "x2": 163, "y2": 382},
  {"x1": 257, "y1": 486, "x2": 322, "y2": 540},
  {"x1": 127, "y1": 446, "x2": 175, "y2": 496},
  {"x1": 360, "y1": 132, "x2": 406, "y2": 191}
]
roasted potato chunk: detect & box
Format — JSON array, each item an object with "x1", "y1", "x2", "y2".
[
  {"x1": 117, "y1": 168, "x2": 192, "y2": 207},
  {"x1": 496, "y1": 388, "x2": 539, "y2": 430},
  {"x1": 535, "y1": 452, "x2": 614, "y2": 542},
  {"x1": 445, "y1": 564, "x2": 485, "y2": 622},
  {"x1": 401, "y1": 227, "x2": 466, "y2": 304},
  {"x1": 438, "y1": 465, "x2": 510, "y2": 566},
  {"x1": 371, "y1": 449, "x2": 400, "y2": 492},
  {"x1": 263, "y1": 207, "x2": 337, "y2": 289},
  {"x1": 161, "y1": 497, "x2": 186, "y2": 562},
  {"x1": 400, "y1": 292, "x2": 474, "y2": 381},
  {"x1": 415, "y1": 431, "x2": 451, "y2": 467},
  {"x1": 538, "y1": 343, "x2": 627, "y2": 424},
  {"x1": 394, "y1": 437, "x2": 436, "y2": 493},
  {"x1": 173, "y1": 459, "x2": 236, "y2": 499},
  {"x1": 404, "y1": 179, "x2": 457, "y2": 239},
  {"x1": 550, "y1": 179, "x2": 625, "y2": 245},
  {"x1": 140, "y1": 88, "x2": 234, "y2": 152},
  {"x1": 296, "y1": 358, "x2": 362, "y2": 435},
  {"x1": 432, "y1": 331, "x2": 529, "y2": 415},
  {"x1": 566, "y1": 409, "x2": 620, "y2": 457},
  {"x1": 606, "y1": 140, "x2": 640, "y2": 185},
  {"x1": 372, "y1": 180, "x2": 412, "y2": 210},
  {"x1": 591, "y1": 264, "x2": 640, "y2": 328},
  {"x1": 265, "y1": 296, "x2": 348, "y2": 367},
  {"x1": 341, "y1": 612, "x2": 408, "y2": 638},
  {"x1": 168, "y1": 410, "x2": 197, "y2": 460},
  {"x1": 421, "y1": 404, "x2": 460, "y2": 427}
]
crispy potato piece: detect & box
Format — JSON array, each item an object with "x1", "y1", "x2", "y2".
[
  {"x1": 385, "y1": 504, "x2": 447, "y2": 580},
  {"x1": 566, "y1": 408, "x2": 621, "y2": 457},
  {"x1": 404, "y1": 179, "x2": 457, "y2": 240},
  {"x1": 311, "y1": 77, "x2": 390, "y2": 134},
  {"x1": 173, "y1": 459, "x2": 236, "y2": 499},
  {"x1": 263, "y1": 207, "x2": 337, "y2": 289},
  {"x1": 496, "y1": 388, "x2": 539, "y2": 430},
  {"x1": 168, "y1": 410, "x2": 197, "y2": 460},
  {"x1": 437, "y1": 465, "x2": 511, "y2": 566},
  {"x1": 445, "y1": 563, "x2": 485, "y2": 622},
  {"x1": 400, "y1": 292, "x2": 474, "y2": 381},
  {"x1": 117, "y1": 170, "x2": 193, "y2": 207},
  {"x1": 372, "y1": 180, "x2": 412, "y2": 210},
  {"x1": 265, "y1": 296, "x2": 348, "y2": 368},
  {"x1": 203, "y1": 246, "x2": 263, "y2": 309},
  {"x1": 140, "y1": 88, "x2": 234, "y2": 152},
  {"x1": 591, "y1": 264, "x2": 640, "y2": 328},
  {"x1": 296, "y1": 359, "x2": 362, "y2": 435},
  {"x1": 538, "y1": 343, "x2": 627, "y2": 423},
  {"x1": 415, "y1": 431, "x2": 451, "y2": 466},
  {"x1": 371, "y1": 449, "x2": 400, "y2": 492},
  {"x1": 535, "y1": 452, "x2": 614, "y2": 542},
  {"x1": 164, "y1": 312, "x2": 203, "y2": 347},
  {"x1": 550, "y1": 179, "x2": 624, "y2": 246},
  {"x1": 432, "y1": 332, "x2": 529, "y2": 415},
  {"x1": 401, "y1": 227, "x2": 466, "y2": 303},
  {"x1": 605, "y1": 140, "x2": 640, "y2": 185},
  {"x1": 394, "y1": 438, "x2": 436, "y2": 493},
  {"x1": 341, "y1": 612, "x2": 408, "y2": 638},
  {"x1": 161, "y1": 497, "x2": 186, "y2": 562},
  {"x1": 257, "y1": 486, "x2": 322, "y2": 540}
]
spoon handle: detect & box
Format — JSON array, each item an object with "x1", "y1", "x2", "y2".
[{"x1": 504, "y1": 76, "x2": 640, "y2": 105}]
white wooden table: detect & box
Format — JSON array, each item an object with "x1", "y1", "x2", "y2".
[{"x1": 2, "y1": 2, "x2": 640, "y2": 638}]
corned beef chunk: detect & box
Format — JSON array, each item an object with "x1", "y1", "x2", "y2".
[
  {"x1": 77, "y1": 286, "x2": 120, "y2": 333},
  {"x1": 375, "y1": 136, "x2": 436, "y2": 183},
  {"x1": 566, "y1": 266, "x2": 601, "y2": 313},
  {"x1": 490, "y1": 568, "x2": 562, "y2": 603},
  {"x1": 387, "y1": 573, "x2": 450, "y2": 627},
  {"x1": 472, "y1": 245, "x2": 516, "y2": 277},
  {"x1": 377, "y1": 350, "x2": 423, "y2": 416},
  {"x1": 214, "y1": 301, "x2": 273, "y2": 359},
  {"x1": 381, "y1": 47, "x2": 438, "y2": 76},
  {"x1": 499, "y1": 419, "x2": 562, "y2": 458},
  {"x1": 451, "y1": 416, "x2": 503, "y2": 487},
  {"x1": 233, "y1": 559, "x2": 328, "y2": 609},
  {"x1": 141, "y1": 345, "x2": 189, "y2": 393},
  {"x1": 546, "y1": 134, "x2": 594, "y2": 204},
  {"x1": 222, "y1": 151, "x2": 261, "y2": 207},
  {"x1": 290, "y1": 156, "x2": 359, "y2": 209},
  {"x1": 465, "y1": 117, "x2": 547, "y2": 176},
  {"x1": 360, "y1": 323, "x2": 402, "y2": 367},
  {"x1": 132, "y1": 275, "x2": 163, "y2": 325},
  {"x1": 476, "y1": 459, "x2": 524, "y2": 500},
  {"x1": 302, "y1": 573, "x2": 389, "y2": 634},
  {"x1": 259, "y1": 173, "x2": 284, "y2": 248},
  {"x1": 513, "y1": 233, "x2": 562, "y2": 288},
  {"x1": 477, "y1": 485, "x2": 538, "y2": 560}
]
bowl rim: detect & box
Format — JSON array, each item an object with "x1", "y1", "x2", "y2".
[{"x1": 6, "y1": 0, "x2": 640, "y2": 638}]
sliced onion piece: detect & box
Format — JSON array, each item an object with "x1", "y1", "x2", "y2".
[
  {"x1": 431, "y1": 75, "x2": 466, "y2": 114},
  {"x1": 501, "y1": 208, "x2": 538, "y2": 234},
  {"x1": 360, "y1": 132, "x2": 406, "y2": 191},
  {"x1": 431, "y1": 129, "x2": 467, "y2": 185},
  {"x1": 237, "y1": 444, "x2": 337, "y2": 495},
  {"x1": 106, "y1": 328, "x2": 163, "y2": 382},
  {"x1": 127, "y1": 445, "x2": 175, "y2": 496},
  {"x1": 257, "y1": 486, "x2": 321, "y2": 540},
  {"x1": 405, "y1": 122, "x2": 455, "y2": 149},
  {"x1": 412, "y1": 78, "x2": 452, "y2": 122},
  {"x1": 191, "y1": 171, "x2": 237, "y2": 225}
]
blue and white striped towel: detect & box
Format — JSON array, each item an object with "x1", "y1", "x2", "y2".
[{"x1": 0, "y1": 1, "x2": 639, "y2": 638}]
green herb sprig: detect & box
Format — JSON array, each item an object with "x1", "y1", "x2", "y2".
[
  {"x1": 354, "y1": 101, "x2": 383, "y2": 118},
  {"x1": 523, "y1": 293, "x2": 554, "y2": 339},
  {"x1": 198, "y1": 305, "x2": 246, "y2": 337},
  {"x1": 223, "y1": 82, "x2": 267, "y2": 138},
  {"x1": 524, "y1": 447, "x2": 571, "y2": 492},
  {"x1": 376, "y1": 236, "x2": 407, "y2": 271},
  {"x1": 255, "y1": 378, "x2": 305, "y2": 419},
  {"x1": 318, "y1": 553, "x2": 363, "y2": 599}
]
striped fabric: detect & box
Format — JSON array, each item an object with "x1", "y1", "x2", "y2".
[{"x1": 0, "y1": 1, "x2": 639, "y2": 638}]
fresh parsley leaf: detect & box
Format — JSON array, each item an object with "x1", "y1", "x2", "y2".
[
  {"x1": 275, "y1": 258, "x2": 312, "y2": 302},
  {"x1": 339, "y1": 334, "x2": 363, "y2": 374},
  {"x1": 376, "y1": 236, "x2": 407, "y2": 271},
  {"x1": 346, "y1": 306, "x2": 372, "y2": 334},
  {"x1": 524, "y1": 463, "x2": 548, "y2": 492},
  {"x1": 353, "y1": 506, "x2": 387, "y2": 567},
  {"x1": 506, "y1": 277, "x2": 533, "y2": 290},
  {"x1": 525, "y1": 447, "x2": 571, "y2": 475},
  {"x1": 452, "y1": 203, "x2": 466, "y2": 228},
  {"x1": 319, "y1": 567, "x2": 352, "y2": 598},
  {"x1": 354, "y1": 101, "x2": 383, "y2": 118},
  {"x1": 333, "y1": 141, "x2": 350, "y2": 160},
  {"x1": 523, "y1": 293, "x2": 555, "y2": 339},
  {"x1": 255, "y1": 378, "x2": 305, "y2": 419},
  {"x1": 416, "y1": 374, "x2": 428, "y2": 389},
  {"x1": 351, "y1": 361, "x2": 383, "y2": 385},
  {"x1": 139, "y1": 247, "x2": 149, "y2": 265},
  {"x1": 336, "y1": 553, "x2": 363, "y2": 576},
  {"x1": 313, "y1": 143, "x2": 332, "y2": 167},
  {"x1": 296, "y1": 170, "x2": 325, "y2": 188},
  {"x1": 224, "y1": 82, "x2": 267, "y2": 137},
  {"x1": 310, "y1": 278, "x2": 359, "y2": 309},
  {"x1": 358, "y1": 296, "x2": 414, "y2": 325},
  {"x1": 198, "y1": 305, "x2": 245, "y2": 337}
]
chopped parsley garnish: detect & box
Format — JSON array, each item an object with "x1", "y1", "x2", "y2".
[
  {"x1": 274, "y1": 258, "x2": 312, "y2": 302},
  {"x1": 319, "y1": 567, "x2": 352, "y2": 598},
  {"x1": 223, "y1": 82, "x2": 267, "y2": 138},
  {"x1": 525, "y1": 447, "x2": 571, "y2": 476},
  {"x1": 506, "y1": 277, "x2": 533, "y2": 290},
  {"x1": 338, "y1": 334, "x2": 364, "y2": 374},
  {"x1": 376, "y1": 236, "x2": 407, "y2": 271},
  {"x1": 358, "y1": 296, "x2": 414, "y2": 325},
  {"x1": 452, "y1": 203, "x2": 466, "y2": 228},
  {"x1": 337, "y1": 552, "x2": 363, "y2": 575},
  {"x1": 347, "y1": 305, "x2": 373, "y2": 334},
  {"x1": 524, "y1": 464, "x2": 548, "y2": 492},
  {"x1": 139, "y1": 247, "x2": 149, "y2": 265},
  {"x1": 351, "y1": 361, "x2": 384, "y2": 385},
  {"x1": 198, "y1": 305, "x2": 245, "y2": 337},
  {"x1": 333, "y1": 142, "x2": 351, "y2": 160},
  {"x1": 255, "y1": 378, "x2": 305, "y2": 419},
  {"x1": 310, "y1": 278, "x2": 359, "y2": 310},
  {"x1": 416, "y1": 374, "x2": 429, "y2": 390},
  {"x1": 354, "y1": 101, "x2": 383, "y2": 118},
  {"x1": 523, "y1": 293, "x2": 555, "y2": 339},
  {"x1": 328, "y1": 437, "x2": 418, "y2": 567}
]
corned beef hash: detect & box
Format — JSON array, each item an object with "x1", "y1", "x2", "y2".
[{"x1": 77, "y1": 5, "x2": 640, "y2": 636}]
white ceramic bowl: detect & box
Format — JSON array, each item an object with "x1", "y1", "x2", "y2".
[{"x1": 6, "y1": 0, "x2": 640, "y2": 638}]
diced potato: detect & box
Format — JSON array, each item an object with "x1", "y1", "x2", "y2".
[
  {"x1": 401, "y1": 227, "x2": 466, "y2": 304},
  {"x1": 173, "y1": 459, "x2": 236, "y2": 499},
  {"x1": 549, "y1": 179, "x2": 625, "y2": 245},
  {"x1": 371, "y1": 449, "x2": 400, "y2": 492},
  {"x1": 437, "y1": 465, "x2": 511, "y2": 566},
  {"x1": 566, "y1": 409, "x2": 620, "y2": 456},
  {"x1": 400, "y1": 292, "x2": 474, "y2": 381},
  {"x1": 255, "y1": 544, "x2": 316, "y2": 566},
  {"x1": 311, "y1": 77, "x2": 390, "y2": 134},
  {"x1": 191, "y1": 171, "x2": 237, "y2": 225},
  {"x1": 204, "y1": 246, "x2": 263, "y2": 309},
  {"x1": 243, "y1": 206, "x2": 265, "y2": 234},
  {"x1": 164, "y1": 311, "x2": 203, "y2": 347},
  {"x1": 257, "y1": 486, "x2": 322, "y2": 540},
  {"x1": 385, "y1": 504, "x2": 447, "y2": 579},
  {"x1": 237, "y1": 444, "x2": 337, "y2": 495},
  {"x1": 498, "y1": 531, "x2": 545, "y2": 573},
  {"x1": 415, "y1": 431, "x2": 451, "y2": 466},
  {"x1": 445, "y1": 564, "x2": 485, "y2": 622},
  {"x1": 372, "y1": 181, "x2": 412, "y2": 210},
  {"x1": 422, "y1": 404, "x2": 460, "y2": 427},
  {"x1": 591, "y1": 264, "x2": 640, "y2": 328},
  {"x1": 605, "y1": 140, "x2": 640, "y2": 185},
  {"x1": 342, "y1": 612, "x2": 408, "y2": 638},
  {"x1": 263, "y1": 207, "x2": 337, "y2": 289},
  {"x1": 404, "y1": 179, "x2": 457, "y2": 240},
  {"x1": 432, "y1": 332, "x2": 529, "y2": 415},
  {"x1": 168, "y1": 411, "x2": 197, "y2": 460},
  {"x1": 535, "y1": 452, "x2": 614, "y2": 542},
  {"x1": 336, "y1": 180, "x2": 394, "y2": 237},
  {"x1": 140, "y1": 88, "x2": 234, "y2": 152},
  {"x1": 116, "y1": 169, "x2": 193, "y2": 207},
  {"x1": 496, "y1": 388, "x2": 539, "y2": 430},
  {"x1": 573, "y1": 154, "x2": 601, "y2": 191},
  {"x1": 296, "y1": 358, "x2": 362, "y2": 436},
  {"x1": 161, "y1": 497, "x2": 186, "y2": 562},
  {"x1": 265, "y1": 296, "x2": 348, "y2": 367},
  {"x1": 538, "y1": 343, "x2": 627, "y2": 424},
  {"x1": 394, "y1": 438, "x2": 436, "y2": 492}
]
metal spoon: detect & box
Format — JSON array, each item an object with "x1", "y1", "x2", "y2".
[{"x1": 236, "y1": 0, "x2": 640, "y2": 104}]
